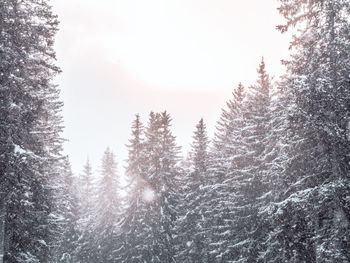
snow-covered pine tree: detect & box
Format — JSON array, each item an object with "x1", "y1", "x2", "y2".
[
  {"x1": 203, "y1": 83, "x2": 246, "y2": 261},
  {"x1": 120, "y1": 114, "x2": 154, "y2": 262},
  {"x1": 141, "y1": 111, "x2": 181, "y2": 262},
  {"x1": 0, "y1": 0, "x2": 63, "y2": 262},
  {"x1": 211, "y1": 83, "x2": 245, "y2": 180},
  {"x1": 226, "y1": 59, "x2": 273, "y2": 262},
  {"x1": 269, "y1": 0, "x2": 350, "y2": 261},
  {"x1": 93, "y1": 148, "x2": 122, "y2": 262},
  {"x1": 175, "y1": 118, "x2": 210, "y2": 262},
  {"x1": 189, "y1": 119, "x2": 210, "y2": 186},
  {"x1": 75, "y1": 160, "x2": 98, "y2": 263},
  {"x1": 119, "y1": 111, "x2": 163, "y2": 262},
  {"x1": 53, "y1": 158, "x2": 81, "y2": 263},
  {"x1": 80, "y1": 158, "x2": 94, "y2": 219},
  {"x1": 257, "y1": 78, "x2": 294, "y2": 262}
]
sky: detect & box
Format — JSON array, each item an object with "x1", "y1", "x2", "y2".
[{"x1": 51, "y1": 0, "x2": 291, "y2": 175}]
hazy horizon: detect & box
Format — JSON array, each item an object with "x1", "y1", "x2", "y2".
[{"x1": 52, "y1": 0, "x2": 291, "y2": 174}]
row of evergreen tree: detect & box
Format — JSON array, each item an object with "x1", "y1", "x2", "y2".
[{"x1": 1, "y1": 0, "x2": 350, "y2": 262}]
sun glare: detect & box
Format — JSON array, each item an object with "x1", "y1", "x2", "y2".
[{"x1": 142, "y1": 187, "x2": 156, "y2": 203}]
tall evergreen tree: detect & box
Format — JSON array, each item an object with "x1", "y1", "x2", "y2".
[
  {"x1": 203, "y1": 60, "x2": 273, "y2": 262},
  {"x1": 175, "y1": 118, "x2": 210, "y2": 262},
  {"x1": 229, "y1": 59, "x2": 273, "y2": 262},
  {"x1": 211, "y1": 82, "x2": 246, "y2": 180},
  {"x1": 120, "y1": 114, "x2": 153, "y2": 262},
  {"x1": 78, "y1": 158, "x2": 94, "y2": 236},
  {"x1": 80, "y1": 158, "x2": 93, "y2": 216},
  {"x1": 203, "y1": 83, "x2": 246, "y2": 262},
  {"x1": 54, "y1": 158, "x2": 81, "y2": 263},
  {"x1": 257, "y1": 78, "x2": 293, "y2": 262},
  {"x1": 142, "y1": 111, "x2": 181, "y2": 262},
  {"x1": 75, "y1": 160, "x2": 98, "y2": 263},
  {"x1": 94, "y1": 148, "x2": 122, "y2": 262},
  {"x1": 189, "y1": 119, "x2": 210, "y2": 189},
  {"x1": 0, "y1": 0, "x2": 63, "y2": 262},
  {"x1": 268, "y1": 0, "x2": 350, "y2": 261}
]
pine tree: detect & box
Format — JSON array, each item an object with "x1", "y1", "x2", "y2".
[
  {"x1": 120, "y1": 114, "x2": 154, "y2": 262},
  {"x1": 269, "y1": 0, "x2": 350, "y2": 261},
  {"x1": 202, "y1": 83, "x2": 246, "y2": 261},
  {"x1": 211, "y1": 82, "x2": 245, "y2": 181},
  {"x1": 0, "y1": 0, "x2": 63, "y2": 262},
  {"x1": 204, "y1": 60, "x2": 273, "y2": 262},
  {"x1": 175, "y1": 118, "x2": 210, "y2": 262},
  {"x1": 80, "y1": 158, "x2": 93, "y2": 217},
  {"x1": 54, "y1": 158, "x2": 81, "y2": 263},
  {"x1": 75, "y1": 160, "x2": 98, "y2": 263},
  {"x1": 140, "y1": 111, "x2": 181, "y2": 262},
  {"x1": 94, "y1": 148, "x2": 122, "y2": 262},
  {"x1": 257, "y1": 79, "x2": 293, "y2": 262},
  {"x1": 189, "y1": 119, "x2": 210, "y2": 190},
  {"x1": 228, "y1": 59, "x2": 273, "y2": 262}
]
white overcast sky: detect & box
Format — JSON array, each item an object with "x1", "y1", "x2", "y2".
[{"x1": 51, "y1": 0, "x2": 291, "y2": 175}]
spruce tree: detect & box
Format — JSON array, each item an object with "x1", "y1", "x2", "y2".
[
  {"x1": 229, "y1": 59, "x2": 273, "y2": 262},
  {"x1": 203, "y1": 83, "x2": 246, "y2": 261},
  {"x1": 204, "y1": 60, "x2": 273, "y2": 262},
  {"x1": 258, "y1": 80, "x2": 293, "y2": 262},
  {"x1": 94, "y1": 148, "x2": 122, "y2": 262},
  {"x1": 175, "y1": 118, "x2": 210, "y2": 262},
  {"x1": 141, "y1": 111, "x2": 181, "y2": 262},
  {"x1": 0, "y1": 0, "x2": 63, "y2": 262},
  {"x1": 120, "y1": 114, "x2": 153, "y2": 262},
  {"x1": 80, "y1": 158, "x2": 94, "y2": 218},
  {"x1": 75, "y1": 160, "x2": 98, "y2": 263},
  {"x1": 270, "y1": 0, "x2": 350, "y2": 261},
  {"x1": 54, "y1": 158, "x2": 81, "y2": 263}
]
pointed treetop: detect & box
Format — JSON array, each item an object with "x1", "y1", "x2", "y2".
[
  {"x1": 233, "y1": 82, "x2": 245, "y2": 103},
  {"x1": 198, "y1": 118, "x2": 205, "y2": 129},
  {"x1": 190, "y1": 118, "x2": 209, "y2": 183},
  {"x1": 128, "y1": 114, "x2": 144, "y2": 145},
  {"x1": 83, "y1": 157, "x2": 92, "y2": 171},
  {"x1": 258, "y1": 57, "x2": 266, "y2": 75},
  {"x1": 255, "y1": 57, "x2": 271, "y2": 95},
  {"x1": 101, "y1": 147, "x2": 117, "y2": 169},
  {"x1": 192, "y1": 118, "x2": 209, "y2": 155},
  {"x1": 193, "y1": 118, "x2": 208, "y2": 143},
  {"x1": 160, "y1": 111, "x2": 172, "y2": 125}
]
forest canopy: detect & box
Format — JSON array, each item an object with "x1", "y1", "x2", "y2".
[{"x1": 0, "y1": 0, "x2": 350, "y2": 262}]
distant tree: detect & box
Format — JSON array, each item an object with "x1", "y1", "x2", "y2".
[
  {"x1": 80, "y1": 158, "x2": 94, "y2": 217},
  {"x1": 94, "y1": 148, "x2": 122, "y2": 262},
  {"x1": 54, "y1": 158, "x2": 81, "y2": 263},
  {"x1": 76, "y1": 149, "x2": 122, "y2": 263},
  {"x1": 189, "y1": 118, "x2": 210, "y2": 189},
  {"x1": 75, "y1": 160, "x2": 98, "y2": 263}
]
